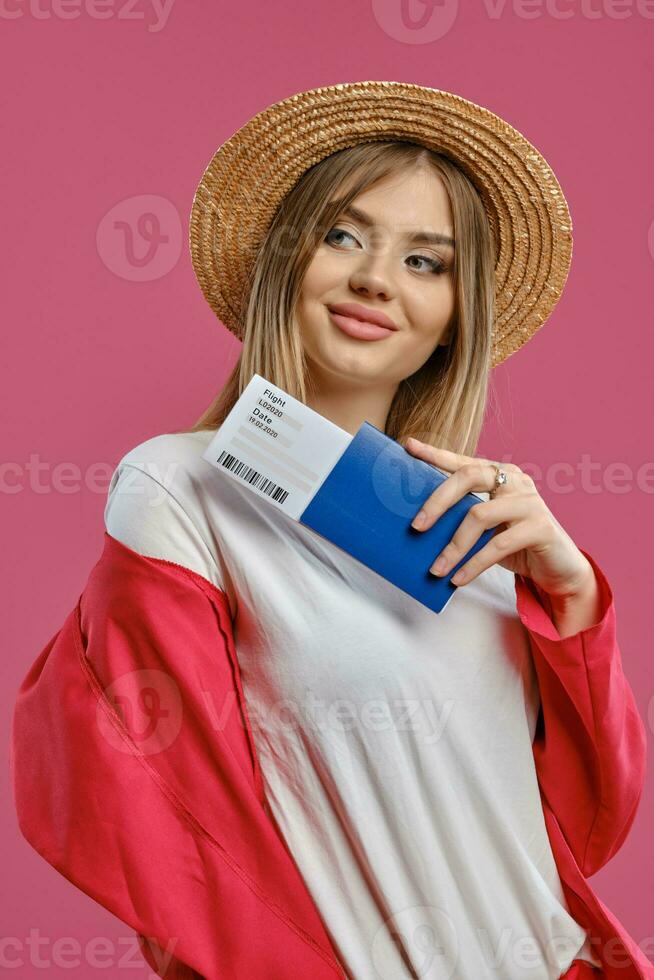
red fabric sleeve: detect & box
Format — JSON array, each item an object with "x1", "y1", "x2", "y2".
[
  {"x1": 514, "y1": 548, "x2": 647, "y2": 878},
  {"x1": 10, "y1": 532, "x2": 344, "y2": 979}
]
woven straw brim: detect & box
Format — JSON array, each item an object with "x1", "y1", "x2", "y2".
[{"x1": 189, "y1": 80, "x2": 572, "y2": 369}]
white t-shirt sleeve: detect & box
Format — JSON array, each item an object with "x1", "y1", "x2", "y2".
[{"x1": 104, "y1": 462, "x2": 224, "y2": 593}]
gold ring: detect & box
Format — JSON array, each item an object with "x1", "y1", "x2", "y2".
[{"x1": 489, "y1": 463, "x2": 509, "y2": 499}]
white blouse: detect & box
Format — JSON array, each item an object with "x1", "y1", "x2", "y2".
[{"x1": 104, "y1": 428, "x2": 601, "y2": 980}]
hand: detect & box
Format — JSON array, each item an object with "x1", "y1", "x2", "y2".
[{"x1": 404, "y1": 438, "x2": 595, "y2": 600}]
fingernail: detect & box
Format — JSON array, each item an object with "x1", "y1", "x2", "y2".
[
  {"x1": 411, "y1": 510, "x2": 427, "y2": 530},
  {"x1": 431, "y1": 556, "x2": 447, "y2": 575}
]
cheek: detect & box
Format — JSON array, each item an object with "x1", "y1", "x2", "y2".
[
  {"x1": 409, "y1": 285, "x2": 455, "y2": 338},
  {"x1": 296, "y1": 260, "x2": 330, "y2": 346},
  {"x1": 299, "y1": 247, "x2": 339, "y2": 300}
]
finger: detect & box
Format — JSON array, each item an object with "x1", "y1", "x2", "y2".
[
  {"x1": 405, "y1": 438, "x2": 473, "y2": 472},
  {"x1": 411, "y1": 460, "x2": 500, "y2": 531},
  {"x1": 428, "y1": 498, "x2": 530, "y2": 577},
  {"x1": 445, "y1": 522, "x2": 543, "y2": 586}
]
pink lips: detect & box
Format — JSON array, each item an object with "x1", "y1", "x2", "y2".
[{"x1": 328, "y1": 308, "x2": 396, "y2": 341}]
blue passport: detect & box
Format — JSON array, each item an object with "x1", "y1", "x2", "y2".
[
  {"x1": 299, "y1": 421, "x2": 498, "y2": 613},
  {"x1": 202, "y1": 374, "x2": 499, "y2": 615}
]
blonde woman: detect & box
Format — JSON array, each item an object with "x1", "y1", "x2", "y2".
[{"x1": 12, "y1": 83, "x2": 650, "y2": 980}]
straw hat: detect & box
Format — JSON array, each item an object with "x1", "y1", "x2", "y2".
[{"x1": 189, "y1": 80, "x2": 572, "y2": 369}]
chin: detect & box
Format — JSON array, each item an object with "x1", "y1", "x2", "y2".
[{"x1": 321, "y1": 351, "x2": 390, "y2": 385}]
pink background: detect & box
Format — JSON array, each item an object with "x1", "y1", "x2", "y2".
[{"x1": 3, "y1": 0, "x2": 653, "y2": 974}]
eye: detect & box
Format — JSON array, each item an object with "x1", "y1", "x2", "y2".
[
  {"x1": 325, "y1": 226, "x2": 358, "y2": 248},
  {"x1": 406, "y1": 254, "x2": 448, "y2": 275}
]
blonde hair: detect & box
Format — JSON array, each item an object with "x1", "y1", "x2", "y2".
[{"x1": 183, "y1": 141, "x2": 496, "y2": 455}]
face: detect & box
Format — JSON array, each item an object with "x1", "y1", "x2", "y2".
[{"x1": 296, "y1": 165, "x2": 456, "y2": 392}]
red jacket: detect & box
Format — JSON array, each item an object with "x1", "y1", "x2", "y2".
[{"x1": 10, "y1": 532, "x2": 653, "y2": 978}]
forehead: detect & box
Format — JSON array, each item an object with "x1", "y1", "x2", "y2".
[{"x1": 333, "y1": 169, "x2": 455, "y2": 246}]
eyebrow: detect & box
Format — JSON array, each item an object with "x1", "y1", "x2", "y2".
[{"x1": 338, "y1": 204, "x2": 455, "y2": 249}]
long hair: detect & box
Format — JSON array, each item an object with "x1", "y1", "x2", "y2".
[{"x1": 183, "y1": 141, "x2": 496, "y2": 456}]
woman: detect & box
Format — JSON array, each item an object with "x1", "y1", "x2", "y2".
[{"x1": 11, "y1": 82, "x2": 650, "y2": 980}]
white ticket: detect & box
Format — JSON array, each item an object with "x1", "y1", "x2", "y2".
[{"x1": 201, "y1": 373, "x2": 353, "y2": 519}]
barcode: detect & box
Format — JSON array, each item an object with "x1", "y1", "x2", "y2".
[{"x1": 216, "y1": 450, "x2": 290, "y2": 504}]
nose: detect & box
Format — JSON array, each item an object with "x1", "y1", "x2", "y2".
[{"x1": 348, "y1": 251, "x2": 396, "y2": 302}]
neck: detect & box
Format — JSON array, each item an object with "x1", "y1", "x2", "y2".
[{"x1": 303, "y1": 372, "x2": 399, "y2": 437}]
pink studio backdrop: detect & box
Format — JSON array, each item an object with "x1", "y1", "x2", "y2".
[{"x1": 2, "y1": 1, "x2": 653, "y2": 975}]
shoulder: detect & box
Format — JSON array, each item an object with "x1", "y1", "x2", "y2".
[
  {"x1": 110, "y1": 428, "x2": 215, "y2": 491},
  {"x1": 104, "y1": 428, "x2": 224, "y2": 591}
]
